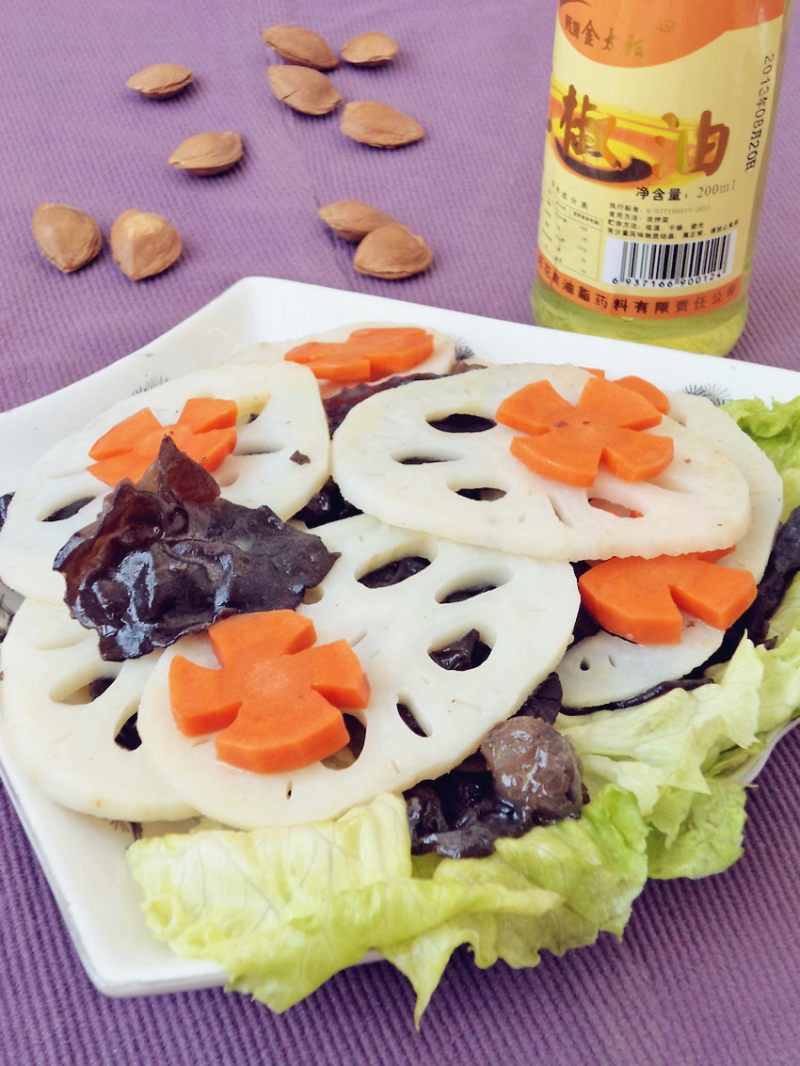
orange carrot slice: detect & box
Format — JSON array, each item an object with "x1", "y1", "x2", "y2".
[
  {"x1": 496, "y1": 375, "x2": 674, "y2": 487},
  {"x1": 168, "y1": 610, "x2": 371, "y2": 774},
  {"x1": 614, "y1": 375, "x2": 671, "y2": 414},
  {"x1": 578, "y1": 552, "x2": 757, "y2": 645},
  {"x1": 584, "y1": 367, "x2": 671, "y2": 414},
  {"x1": 174, "y1": 397, "x2": 238, "y2": 433},
  {"x1": 285, "y1": 327, "x2": 434, "y2": 382},
  {"x1": 87, "y1": 398, "x2": 238, "y2": 486},
  {"x1": 88, "y1": 408, "x2": 163, "y2": 459}
]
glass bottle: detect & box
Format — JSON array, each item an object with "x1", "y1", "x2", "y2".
[{"x1": 531, "y1": 0, "x2": 793, "y2": 355}]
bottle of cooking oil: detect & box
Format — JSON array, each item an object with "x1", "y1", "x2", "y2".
[{"x1": 531, "y1": 0, "x2": 793, "y2": 355}]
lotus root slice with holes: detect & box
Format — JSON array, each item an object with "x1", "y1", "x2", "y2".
[
  {"x1": 331, "y1": 363, "x2": 753, "y2": 562},
  {"x1": 135, "y1": 514, "x2": 580, "y2": 828},
  {"x1": 0, "y1": 362, "x2": 331, "y2": 603}
]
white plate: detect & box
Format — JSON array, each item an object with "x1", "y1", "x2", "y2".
[{"x1": 1, "y1": 276, "x2": 799, "y2": 998}]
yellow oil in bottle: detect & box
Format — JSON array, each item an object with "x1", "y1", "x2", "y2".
[
  {"x1": 533, "y1": 278, "x2": 749, "y2": 354},
  {"x1": 532, "y1": 0, "x2": 793, "y2": 356}
]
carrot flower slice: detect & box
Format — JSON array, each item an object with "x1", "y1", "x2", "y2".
[
  {"x1": 87, "y1": 398, "x2": 238, "y2": 486},
  {"x1": 284, "y1": 327, "x2": 434, "y2": 382},
  {"x1": 496, "y1": 375, "x2": 674, "y2": 487},
  {"x1": 613, "y1": 375, "x2": 671, "y2": 414},
  {"x1": 168, "y1": 611, "x2": 371, "y2": 774},
  {"x1": 578, "y1": 551, "x2": 758, "y2": 645},
  {"x1": 584, "y1": 367, "x2": 671, "y2": 414}
]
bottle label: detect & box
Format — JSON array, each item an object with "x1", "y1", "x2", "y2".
[{"x1": 536, "y1": 1, "x2": 786, "y2": 320}]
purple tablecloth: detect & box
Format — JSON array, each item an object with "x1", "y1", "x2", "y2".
[{"x1": 2, "y1": 2, "x2": 799, "y2": 1063}]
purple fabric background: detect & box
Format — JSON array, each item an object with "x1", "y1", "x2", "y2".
[{"x1": 2, "y1": 2, "x2": 799, "y2": 1063}]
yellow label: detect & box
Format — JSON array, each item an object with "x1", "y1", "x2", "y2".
[{"x1": 536, "y1": 2, "x2": 786, "y2": 320}]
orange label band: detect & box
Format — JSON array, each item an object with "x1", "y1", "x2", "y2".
[
  {"x1": 537, "y1": 250, "x2": 742, "y2": 320},
  {"x1": 558, "y1": 0, "x2": 786, "y2": 68}
]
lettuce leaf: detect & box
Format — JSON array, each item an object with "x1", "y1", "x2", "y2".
[
  {"x1": 644, "y1": 778, "x2": 746, "y2": 879},
  {"x1": 559, "y1": 610, "x2": 800, "y2": 880},
  {"x1": 725, "y1": 394, "x2": 800, "y2": 516},
  {"x1": 127, "y1": 786, "x2": 647, "y2": 1019},
  {"x1": 384, "y1": 785, "x2": 647, "y2": 1021}
]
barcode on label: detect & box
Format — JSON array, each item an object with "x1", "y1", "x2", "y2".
[{"x1": 603, "y1": 231, "x2": 737, "y2": 288}]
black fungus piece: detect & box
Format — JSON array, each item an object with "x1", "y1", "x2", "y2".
[
  {"x1": 0, "y1": 492, "x2": 13, "y2": 533},
  {"x1": 480, "y1": 718, "x2": 584, "y2": 823},
  {"x1": 292, "y1": 477, "x2": 361, "y2": 528},
  {"x1": 514, "y1": 672, "x2": 563, "y2": 724},
  {"x1": 454, "y1": 486, "x2": 506, "y2": 501},
  {"x1": 428, "y1": 628, "x2": 490, "y2": 671},
  {"x1": 290, "y1": 450, "x2": 310, "y2": 465},
  {"x1": 54, "y1": 437, "x2": 339, "y2": 661},
  {"x1": 407, "y1": 793, "x2": 506, "y2": 859},
  {"x1": 440, "y1": 583, "x2": 495, "y2": 603},
  {"x1": 570, "y1": 562, "x2": 602, "y2": 643},
  {"x1": 406, "y1": 772, "x2": 508, "y2": 859},
  {"x1": 88, "y1": 677, "x2": 115, "y2": 700},
  {"x1": 397, "y1": 701, "x2": 428, "y2": 737},
  {"x1": 570, "y1": 602, "x2": 602, "y2": 643},
  {"x1": 428, "y1": 413, "x2": 496, "y2": 434},
  {"x1": 405, "y1": 710, "x2": 585, "y2": 859},
  {"x1": 397, "y1": 456, "x2": 447, "y2": 466},
  {"x1": 406, "y1": 782, "x2": 450, "y2": 836},
  {"x1": 560, "y1": 675, "x2": 714, "y2": 715},
  {"x1": 115, "y1": 712, "x2": 142, "y2": 751},
  {"x1": 742, "y1": 506, "x2": 800, "y2": 645},
  {"x1": 0, "y1": 593, "x2": 15, "y2": 643},
  {"x1": 358, "y1": 555, "x2": 430, "y2": 588},
  {"x1": 324, "y1": 374, "x2": 439, "y2": 435},
  {"x1": 43, "y1": 497, "x2": 95, "y2": 523},
  {"x1": 323, "y1": 362, "x2": 481, "y2": 436}
]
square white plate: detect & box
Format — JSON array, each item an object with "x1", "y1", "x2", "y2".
[{"x1": 1, "y1": 277, "x2": 799, "y2": 997}]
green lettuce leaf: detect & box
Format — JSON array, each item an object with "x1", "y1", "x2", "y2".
[
  {"x1": 644, "y1": 778, "x2": 746, "y2": 879},
  {"x1": 127, "y1": 786, "x2": 647, "y2": 1020},
  {"x1": 384, "y1": 785, "x2": 647, "y2": 1022},
  {"x1": 725, "y1": 394, "x2": 800, "y2": 516},
  {"x1": 558, "y1": 639, "x2": 761, "y2": 823},
  {"x1": 559, "y1": 620, "x2": 800, "y2": 880}
]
